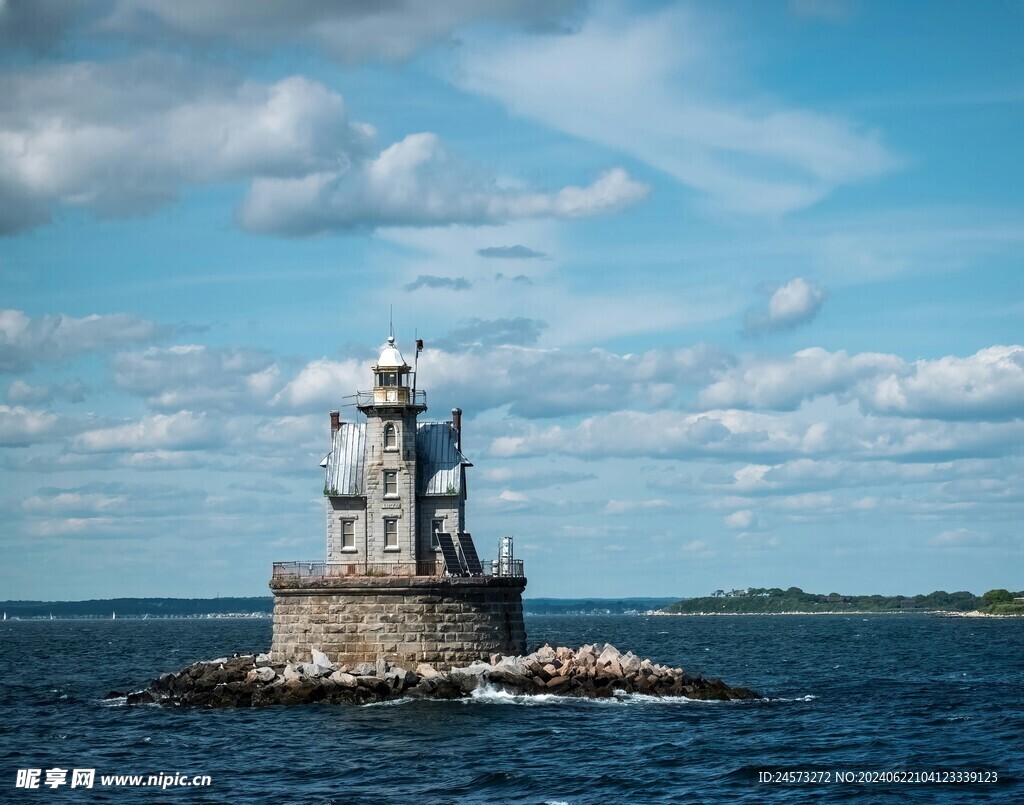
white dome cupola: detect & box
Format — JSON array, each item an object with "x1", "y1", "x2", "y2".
[{"x1": 359, "y1": 333, "x2": 425, "y2": 410}]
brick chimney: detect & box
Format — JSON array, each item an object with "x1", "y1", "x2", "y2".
[
  {"x1": 329, "y1": 410, "x2": 340, "y2": 435},
  {"x1": 451, "y1": 407, "x2": 462, "y2": 451}
]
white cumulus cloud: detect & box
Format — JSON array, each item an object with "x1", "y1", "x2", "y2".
[
  {"x1": 0, "y1": 309, "x2": 165, "y2": 371},
  {"x1": 744, "y1": 277, "x2": 825, "y2": 335}
]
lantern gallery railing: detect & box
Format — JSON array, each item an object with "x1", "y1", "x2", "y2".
[
  {"x1": 271, "y1": 559, "x2": 525, "y2": 582},
  {"x1": 354, "y1": 388, "x2": 427, "y2": 408}
]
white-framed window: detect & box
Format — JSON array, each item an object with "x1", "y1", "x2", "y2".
[
  {"x1": 431, "y1": 518, "x2": 444, "y2": 549},
  {"x1": 340, "y1": 519, "x2": 355, "y2": 551},
  {"x1": 383, "y1": 423, "x2": 398, "y2": 450},
  {"x1": 383, "y1": 470, "x2": 398, "y2": 497},
  {"x1": 384, "y1": 518, "x2": 399, "y2": 550}
]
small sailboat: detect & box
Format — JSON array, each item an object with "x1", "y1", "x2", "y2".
[{"x1": 111, "y1": 611, "x2": 116, "y2": 620}]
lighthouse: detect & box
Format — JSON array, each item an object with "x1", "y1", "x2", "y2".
[{"x1": 270, "y1": 332, "x2": 527, "y2": 669}]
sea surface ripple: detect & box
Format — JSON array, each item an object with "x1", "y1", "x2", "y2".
[{"x1": 0, "y1": 614, "x2": 1021, "y2": 802}]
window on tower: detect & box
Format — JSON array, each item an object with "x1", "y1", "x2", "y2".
[
  {"x1": 383, "y1": 423, "x2": 398, "y2": 450},
  {"x1": 384, "y1": 518, "x2": 398, "y2": 550},
  {"x1": 383, "y1": 470, "x2": 398, "y2": 497},
  {"x1": 340, "y1": 519, "x2": 355, "y2": 551}
]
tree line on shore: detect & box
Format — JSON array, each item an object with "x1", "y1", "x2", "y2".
[{"x1": 662, "y1": 587, "x2": 1024, "y2": 614}]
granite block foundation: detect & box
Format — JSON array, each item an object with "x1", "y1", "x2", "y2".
[{"x1": 270, "y1": 575, "x2": 527, "y2": 669}]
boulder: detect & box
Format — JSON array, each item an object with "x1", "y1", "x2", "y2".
[
  {"x1": 130, "y1": 643, "x2": 761, "y2": 708},
  {"x1": 597, "y1": 644, "x2": 621, "y2": 668},
  {"x1": 328, "y1": 671, "x2": 359, "y2": 688},
  {"x1": 298, "y1": 661, "x2": 329, "y2": 678},
  {"x1": 535, "y1": 644, "x2": 557, "y2": 664},
  {"x1": 254, "y1": 653, "x2": 273, "y2": 667},
  {"x1": 311, "y1": 648, "x2": 335, "y2": 673},
  {"x1": 621, "y1": 652, "x2": 642, "y2": 676},
  {"x1": 246, "y1": 667, "x2": 276, "y2": 683}
]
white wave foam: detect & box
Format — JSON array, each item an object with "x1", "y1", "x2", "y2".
[
  {"x1": 361, "y1": 697, "x2": 415, "y2": 708},
  {"x1": 457, "y1": 683, "x2": 744, "y2": 707},
  {"x1": 763, "y1": 694, "x2": 817, "y2": 703}
]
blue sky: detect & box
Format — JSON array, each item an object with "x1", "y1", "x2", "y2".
[{"x1": 1, "y1": 0, "x2": 1021, "y2": 600}]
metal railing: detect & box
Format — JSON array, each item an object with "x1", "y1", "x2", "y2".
[
  {"x1": 271, "y1": 558, "x2": 525, "y2": 581},
  {"x1": 484, "y1": 559, "x2": 525, "y2": 578},
  {"x1": 273, "y1": 561, "x2": 440, "y2": 580},
  {"x1": 354, "y1": 389, "x2": 427, "y2": 408}
]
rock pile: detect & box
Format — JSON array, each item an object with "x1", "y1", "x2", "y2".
[{"x1": 118, "y1": 643, "x2": 759, "y2": 708}]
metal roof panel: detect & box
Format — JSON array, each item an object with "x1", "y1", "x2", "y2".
[
  {"x1": 324, "y1": 422, "x2": 366, "y2": 496},
  {"x1": 417, "y1": 422, "x2": 469, "y2": 496}
]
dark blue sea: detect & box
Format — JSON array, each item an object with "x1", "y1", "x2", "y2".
[{"x1": 1, "y1": 614, "x2": 1021, "y2": 802}]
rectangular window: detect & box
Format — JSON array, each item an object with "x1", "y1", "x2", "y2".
[
  {"x1": 384, "y1": 518, "x2": 398, "y2": 549},
  {"x1": 383, "y1": 470, "x2": 398, "y2": 496},
  {"x1": 431, "y1": 519, "x2": 444, "y2": 549},
  {"x1": 341, "y1": 520, "x2": 355, "y2": 551}
]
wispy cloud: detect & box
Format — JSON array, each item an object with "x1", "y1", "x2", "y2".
[
  {"x1": 456, "y1": 4, "x2": 898, "y2": 216},
  {"x1": 404, "y1": 275, "x2": 472, "y2": 292},
  {"x1": 0, "y1": 309, "x2": 169, "y2": 372},
  {"x1": 477, "y1": 245, "x2": 547, "y2": 259}
]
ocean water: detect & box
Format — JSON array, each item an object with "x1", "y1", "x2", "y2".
[{"x1": 0, "y1": 614, "x2": 1021, "y2": 803}]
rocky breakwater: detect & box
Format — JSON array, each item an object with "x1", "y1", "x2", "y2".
[{"x1": 119, "y1": 643, "x2": 759, "y2": 707}]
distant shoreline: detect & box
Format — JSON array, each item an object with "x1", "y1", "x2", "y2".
[{"x1": 647, "y1": 609, "x2": 1024, "y2": 618}]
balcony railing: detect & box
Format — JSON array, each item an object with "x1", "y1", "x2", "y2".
[
  {"x1": 273, "y1": 561, "x2": 438, "y2": 580},
  {"x1": 355, "y1": 388, "x2": 427, "y2": 408},
  {"x1": 271, "y1": 558, "x2": 525, "y2": 582}
]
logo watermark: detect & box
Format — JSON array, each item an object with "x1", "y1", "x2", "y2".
[{"x1": 15, "y1": 768, "x2": 212, "y2": 790}]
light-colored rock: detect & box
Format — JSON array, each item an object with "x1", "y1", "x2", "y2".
[
  {"x1": 492, "y1": 656, "x2": 526, "y2": 675},
  {"x1": 489, "y1": 653, "x2": 502, "y2": 665},
  {"x1": 375, "y1": 657, "x2": 390, "y2": 676},
  {"x1": 250, "y1": 666, "x2": 276, "y2": 683},
  {"x1": 621, "y1": 652, "x2": 641, "y2": 676},
  {"x1": 254, "y1": 653, "x2": 273, "y2": 667},
  {"x1": 416, "y1": 663, "x2": 442, "y2": 680},
  {"x1": 283, "y1": 664, "x2": 302, "y2": 682},
  {"x1": 597, "y1": 644, "x2": 621, "y2": 668},
  {"x1": 328, "y1": 671, "x2": 359, "y2": 687},
  {"x1": 311, "y1": 648, "x2": 335, "y2": 672},
  {"x1": 351, "y1": 662, "x2": 376, "y2": 676},
  {"x1": 535, "y1": 645, "x2": 556, "y2": 663}
]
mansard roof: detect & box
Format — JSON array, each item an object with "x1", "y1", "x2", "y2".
[
  {"x1": 322, "y1": 420, "x2": 471, "y2": 498},
  {"x1": 323, "y1": 421, "x2": 366, "y2": 496},
  {"x1": 416, "y1": 422, "x2": 472, "y2": 496}
]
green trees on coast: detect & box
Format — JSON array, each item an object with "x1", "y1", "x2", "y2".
[{"x1": 662, "y1": 587, "x2": 1024, "y2": 614}]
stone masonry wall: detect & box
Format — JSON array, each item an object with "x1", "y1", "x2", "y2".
[{"x1": 270, "y1": 576, "x2": 527, "y2": 669}]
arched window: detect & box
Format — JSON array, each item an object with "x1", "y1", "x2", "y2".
[{"x1": 383, "y1": 423, "x2": 398, "y2": 450}]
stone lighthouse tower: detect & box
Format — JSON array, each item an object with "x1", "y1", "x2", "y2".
[{"x1": 269, "y1": 332, "x2": 527, "y2": 669}]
